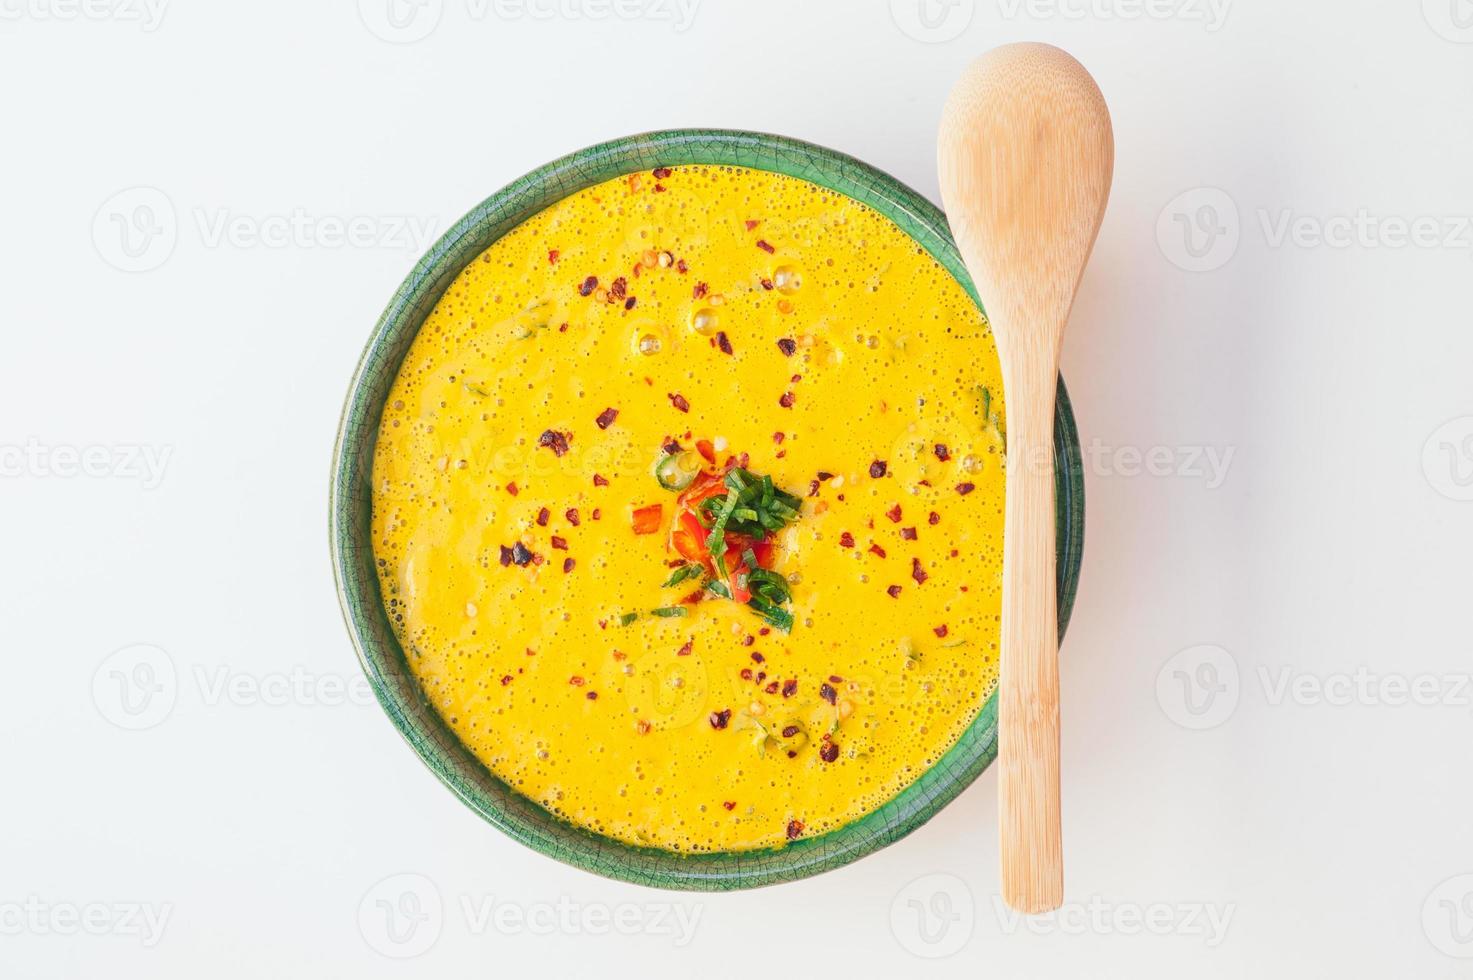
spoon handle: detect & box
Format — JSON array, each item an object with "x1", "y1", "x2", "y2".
[{"x1": 997, "y1": 368, "x2": 1062, "y2": 914}]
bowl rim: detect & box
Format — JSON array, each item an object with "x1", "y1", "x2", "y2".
[{"x1": 330, "y1": 128, "x2": 1084, "y2": 891}]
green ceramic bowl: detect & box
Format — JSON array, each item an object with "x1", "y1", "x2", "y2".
[{"x1": 331, "y1": 129, "x2": 1084, "y2": 890}]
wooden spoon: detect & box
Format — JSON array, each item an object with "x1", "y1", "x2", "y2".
[{"x1": 937, "y1": 43, "x2": 1113, "y2": 914}]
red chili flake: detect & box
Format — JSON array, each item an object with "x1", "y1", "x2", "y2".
[
  {"x1": 756, "y1": 671, "x2": 767, "y2": 682},
  {"x1": 869, "y1": 543, "x2": 887, "y2": 558},
  {"x1": 661, "y1": 436, "x2": 682, "y2": 455},
  {"x1": 593, "y1": 407, "x2": 618, "y2": 431},
  {"x1": 676, "y1": 639, "x2": 693, "y2": 657},
  {"x1": 740, "y1": 668, "x2": 753, "y2": 680},
  {"x1": 885, "y1": 503, "x2": 902, "y2": 523},
  {"x1": 716, "y1": 331, "x2": 733, "y2": 355},
  {"x1": 636, "y1": 719, "x2": 651, "y2": 734},
  {"x1": 500, "y1": 674, "x2": 513, "y2": 686},
  {"x1": 586, "y1": 691, "x2": 598, "y2": 700},
  {"x1": 631, "y1": 503, "x2": 663, "y2": 534},
  {"x1": 510, "y1": 542, "x2": 533, "y2": 566},
  {"x1": 781, "y1": 679, "x2": 797, "y2": 698},
  {"x1": 912, "y1": 557, "x2": 929, "y2": 585},
  {"x1": 652, "y1": 166, "x2": 672, "y2": 179},
  {"x1": 786, "y1": 820, "x2": 804, "y2": 840},
  {"x1": 760, "y1": 278, "x2": 774, "y2": 291},
  {"x1": 578, "y1": 275, "x2": 598, "y2": 296},
  {"x1": 742, "y1": 635, "x2": 755, "y2": 647},
  {"x1": 563, "y1": 557, "x2": 575, "y2": 573},
  {"x1": 611, "y1": 650, "x2": 626, "y2": 661},
  {"x1": 828, "y1": 674, "x2": 843, "y2": 683},
  {"x1": 668, "y1": 392, "x2": 690, "y2": 413},
  {"x1": 839, "y1": 532, "x2": 855, "y2": 548},
  {"x1": 498, "y1": 545, "x2": 513, "y2": 566},
  {"x1": 526, "y1": 648, "x2": 537, "y2": 656},
  {"x1": 887, "y1": 585, "x2": 902, "y2": 598},
  {"x1": 653, "y1": 183, "x2": 667, "y2": 192},
  {"x1": 765, "y1": 681, "x2": 779, "y2": 694},
  {"x1": 791, "y1": 373, "x2": 802, "y2": 383},
  {"x1": 592, "y1": 508, "x2": 602, "y2": 519},
  {"x1": 608, "y1": 276, "x2": 627, "y2": 301},
  {"x1": 901, "y1": 527, "x2": 918, "y2": 541},
  {"x1": 756, "y1": 239, "x2": 775, "y2": 253},
  {"x1": 819, "y1": 682, "x2": 837, "y2": 704},
  {"x1": 751, "y1": 652, "x2": 765, "y2": 663},
  {"x1": 776, "y1": 338, "x2": 797, "y2": 356},
  {"x1": 820, "y1": 742, "x2": 839, "y2": 763},
  {"x1": 538, "y1": 429, "x2": 571, "y2": 457},
  {"x1": 624, "y1": 296, "x2": 637, "y2": 310},
  {"x1": 744, "y1": 219, "x2": 759, "y2": 231},
  {"x1": 870, "y1": 460, "x2": 888, "y2": 479},
  {"x1": 956, "y1": 482, "x2": 976, "y2": 495},
  {"x1": 550, "y1": 535, "x2": 568, "y2": 550},
  {"x1": 547, "y1": 249, "x2": 560, "y2": 265},
  {"x1": 929, "y1": 511, "x2": 940, "y2": 525},
  {"x1": 676, "y1": 258, "x2": 688, "y2": 273},
  {"x1": 593, "y1": 473, "x2": 609, "y2": 487},
  {"x1": 817, "y1": 471, "x2": 834, "y2": 481},
  {"x1": 759, "y1": 627, "x2": 770, "y2": 636},
  {"x1": 779, "y1": 391, "x2": 795, "y2": 409},
  {"x1": 934, "y1": 624, "x2": 949, "y2": 638},
  {"x1": 506, "y1": 482, "x2": 519, "y2": 496},
  {"x1": 709, "y1": 708, "x2": 732, "y2": 729},
  {"x1": 568, "y1": 676, "x2": 585, "y2": 686},
  {"x1": 781, "y1": 725, "x2": 800, "y2": 738},
  {"x1": 918, "y1": 479, "x2": 932, "y2": 487},
  {"x1": 536, "y1": 507, "x2": 550, "y2": 526},
  {"x1": 565, "y1": 508, "x2": 581, "y2": 526},
  {"x1": 772, "y1": 431, "x2": 786, "y2": 444},
  {"x1": 934, "y1": 443, "x2": 951, "y2": 461},
  {"x1": 807, "y1": 480, "x2": 820, "y2": 498},
  {"x1": 693, "y1": 281, "x2": 708, "y2": 299},
  {"x1": 632, "y1": 263, "x2": 642, "y2": 279},
  {"x1": 722, "y1": 800, "x2": 737, "y2": 811}
]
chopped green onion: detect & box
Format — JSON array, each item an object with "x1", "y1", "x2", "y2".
[
  {"x1": 662, "y1": 563, "x2": 703, "y2": 588},
  {"x1": 747, "y1": 595, "x2": 793, "y2": 632},
  {"x1": 650, "y1": 606, "x2": 688, "y2": 618},
  {"x1": 618, "y1": 612, "x2": 638, "y2": 626}
]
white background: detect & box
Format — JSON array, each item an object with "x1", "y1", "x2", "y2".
[{"x1": 2, "y1": 0, "x2": 1471, "y2": 975}]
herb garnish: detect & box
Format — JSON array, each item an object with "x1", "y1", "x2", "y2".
[{"x1": 655, "y1": 458, "x2": 803, "y2": 631}]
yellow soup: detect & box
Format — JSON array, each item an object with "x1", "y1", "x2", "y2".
[{"x1": 372, "y1": 165, "x2": 1008, "y2": 851}]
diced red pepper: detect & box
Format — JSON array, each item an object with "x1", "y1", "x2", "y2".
[{"x1": 631, "y1": 504, "x2": 664, "y2": 535}]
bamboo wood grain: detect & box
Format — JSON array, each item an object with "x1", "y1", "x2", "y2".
[{"x1": 937, "y1": 43, "x2": 1113, "y2": 915}]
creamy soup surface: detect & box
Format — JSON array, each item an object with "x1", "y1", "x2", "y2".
[{"x1": 371, "y1": 164, "x2": 1009, "y2": 851}]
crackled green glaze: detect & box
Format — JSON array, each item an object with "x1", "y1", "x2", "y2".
[{"x1": 330, "y1": 129, "x2": 1084, "y2": 890}]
